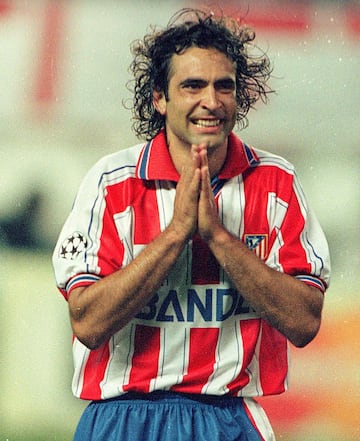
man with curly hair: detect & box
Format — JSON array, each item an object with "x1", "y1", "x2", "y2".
[{"x1": 53, "y1": 8, "x2": 330, "y2": 441}]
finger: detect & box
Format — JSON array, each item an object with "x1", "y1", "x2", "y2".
[
  {"x1": 199, "y1": 147, "x2": 209, "y2": 172},
  {"x1": 191, "y1": 144, "x2": 202, "y2": 170},
  {"x1": 178, "y1": 159, "x2": 201, "y2": 201},
  {"x1": 200, "y1": 164, "x2": 212, "y2": 200}
]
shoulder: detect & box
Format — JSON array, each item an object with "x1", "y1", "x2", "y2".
[
  {"x1": 253, "y1": 147, "x2": 296, "y2": 175},
  {"x1": 82, "y1": 142, "x2": 145, "y2": 184},
  {"x1": 94, "y1": 142, "x2": 144, "y2": 172}
]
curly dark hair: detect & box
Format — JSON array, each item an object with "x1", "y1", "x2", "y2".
[{"x1": 128, "y1": 8, "x2": 274, "y2": 140}]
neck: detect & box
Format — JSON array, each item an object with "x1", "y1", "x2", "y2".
[
  {"x1": 168, "y1": 138, "x2": 228, "y2": 179},
  {"x1": 206, "y1": 145, "x2": 228, "y2": 178}
]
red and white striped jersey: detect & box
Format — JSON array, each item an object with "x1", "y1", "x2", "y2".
[{"x1": 52, "y1": 130, "x2": 330, "y2": 401}]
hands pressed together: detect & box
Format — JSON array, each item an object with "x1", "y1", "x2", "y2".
[{"x1": 170, "y1": 144, "x2": 223, "y2": 243}]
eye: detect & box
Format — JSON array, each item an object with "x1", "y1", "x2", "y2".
[
  {"x1": 181, "y1": 79, "x2": 206, "y2": 90},
  {"x1": 215, "y1": 79, "x2": 236, "y2": 93}
]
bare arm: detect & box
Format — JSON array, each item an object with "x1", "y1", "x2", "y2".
[
  {"x1": 68, "y1": 154, "x2": 202, "y2": 350},
  {"x1": 197, "y1": 146, "x2": 324, "y2": 348},
  {"x1": 69, "y1": 227, "x2": 187, "y2": 349},
  {"x1": 207, "y1": 230, "x2": 323, "y2": 347}
]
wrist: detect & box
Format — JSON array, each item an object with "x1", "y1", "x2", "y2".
[
  {"x1": 166, "y1": 220, "x2": 193, "y2": 244},
  {"x1": 201, "y1": 222, "x2": 228, "y2": 245},
  {"x1": 205, "y1": 226, "x2": 241, "y2": 257}
]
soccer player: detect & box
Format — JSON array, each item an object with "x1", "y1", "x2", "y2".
[{"x1": 53, "y1": 8, "x2": 330, "y2": 440}]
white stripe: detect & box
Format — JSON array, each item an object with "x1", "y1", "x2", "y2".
[
  {"x1": 256, "y1": 148, "x2": 294, "y2": 175},
  {"x1": 155, "y1": 180, "x2": 175, "y2": 231},
  {"x1": 220, "y1": 175, "x2": 245, "y2": 238},
  {"x1": 155, "y1": 181, "x2": 194, "y2": 287},
  {"x1": 266, "y1": 192, "x2": 287, "y2": 272},
  {"x1": 113, "y1": 206, "x2": 134, "y2": 265},
  {"x1": 150, "y1": 327, "x2": 189, "y2": 391},
  {"x1": 71, "y1": 338, "x2": 90, "y2": 397},
  {"x1": 101, "y1": 324, "x2": 136, "y2": 398},
  {"x1": 202, "y1": 321, "x2": 243, "y2": 395},
  {"x1": 238, "y1": 325, "x2": 263, "y2": 398},
  {"x1": 243, "y1": 397, "x2": 276, "y2": 440},
  {"x1": 266, "y1": 192, "x2": 288, "y2": 232}
]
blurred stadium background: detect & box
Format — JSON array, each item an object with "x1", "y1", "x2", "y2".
[{"x1": 0, "y1": 0, "x2": 359, "y2": 440}]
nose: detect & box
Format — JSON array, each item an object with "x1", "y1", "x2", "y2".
[{"x1": 200, "y1": 86, "x2": 221, "y2": 111}]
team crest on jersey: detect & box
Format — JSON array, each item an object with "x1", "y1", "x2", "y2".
[
  {"x1": 245, "y1": 234, "x2": 268, "y2": 260},
  {"x1": 59, "y1": 232, "x2": 88, "y2": 260}
]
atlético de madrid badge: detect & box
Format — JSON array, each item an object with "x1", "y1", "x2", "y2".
[{"x1": 245, "y1": 234, "x2": 268, "y2": 260}]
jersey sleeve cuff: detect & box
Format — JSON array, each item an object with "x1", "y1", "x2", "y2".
[
  {"x1": 59, "y1": 273, "x2": 102, "y2": 300},
  {"x1": 295, "y1": 274, "x2": 328, "y2": 293}
]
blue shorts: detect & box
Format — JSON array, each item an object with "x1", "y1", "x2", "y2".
[{"x1": 73, "y1": 391, "x2": 275, "y2": 441}]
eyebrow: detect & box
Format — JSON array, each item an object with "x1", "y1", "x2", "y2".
[
  {"x1": 214, "y1": 78, "x2": 236, "y2": 89},
  {"x1": 180, "y1": 77, "x2": 236, "y2": 88},
  {"x1": 180, "y1": 78, "x2": 207, "y2": 87}
]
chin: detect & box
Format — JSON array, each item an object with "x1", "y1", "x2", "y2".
[
  {"x1": 191, "y1": 132, "x2": 223, "y2": 146},
  {"x1": 203, "y1": 136, "x2": 227, "y2": 151}
]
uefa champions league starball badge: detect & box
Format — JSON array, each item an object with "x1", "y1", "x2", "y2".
[{"x1": 59, "y1": 232, "x2": 88, "y2": 260}]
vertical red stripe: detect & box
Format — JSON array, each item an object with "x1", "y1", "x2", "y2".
[
  {"x1": 227, "y1": 319, "x2": 261, "y2": 395},
  {"x1": 278, "y1": 179, "x2": 312, "y2": 277},
  {"x1": 80, "y1": 343, "x2": 110, "y2": 400},
  {"x1": 191, "y1": 235, "x2": 220, "y2": 284},
  {"x1": 106, "y1": 179, "x2": 161, "y2": 245},
  {"x1": 172, "y1": 328, "x2": 219, "y2": 394},
  {"x1": 123, "y1": 325, "x2": 160, "y2": 392},
  {"x1": 99, "y1": 179, "x2": 161, "y2": 275},
  {"x1": 242, "y1": 168, "x2": 272, "y2": 247},
  {"x1": 132, "y1": 181, "x2": 161, "y2": 244},
  {"x1": 258, "y1": 321, "x2": 288, "y2": 394},
  {"x1": 99, "y1": 191, "x2": 125, "y2": 275},
  {"x1": 34, "y1": 1, "x2": 65, "y2": 105}
]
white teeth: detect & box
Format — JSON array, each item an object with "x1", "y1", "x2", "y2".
[{"x1": 194, "y1": 119, "x2": 220, "y2": 127}]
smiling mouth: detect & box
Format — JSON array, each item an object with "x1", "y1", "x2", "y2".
[{"x1": 193, "y1": 119, "x2": 221, "y2": 128}]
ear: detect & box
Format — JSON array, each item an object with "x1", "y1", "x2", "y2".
[{"x1": 153, "y1": 90, "x2": 167, "y2": 115}]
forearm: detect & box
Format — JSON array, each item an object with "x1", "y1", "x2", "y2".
[
  {"x1": 69, "y1": 149, "x2": 203, "y2": 350},
  {"x1": 207, "y1": 228, "x2": 324, "y2": 347},
  {"x1": 69, "y1": 224, "x2": 188, "y2": 349}
]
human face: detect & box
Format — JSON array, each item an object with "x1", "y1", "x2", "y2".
[{"x1": 154, "y1": 47, "x2": 237, "y2": 153}]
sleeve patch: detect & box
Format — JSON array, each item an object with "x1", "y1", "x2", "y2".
[{"x1": 59, "y1": 232, "x2": 88, "y2": 260}]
